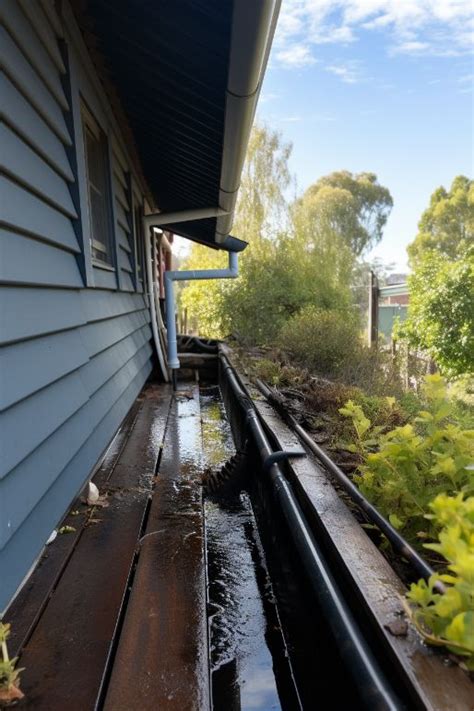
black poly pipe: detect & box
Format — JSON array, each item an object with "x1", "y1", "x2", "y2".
[
  {"x1": 220, "y1": 355, "x2": 404, "y2": 711},
  {"x1": 178, "y1": 335, "x2": 218, "y2": 353},
  {"x1": 255, "y1": 379, "x2": 440, "y2": 589}
]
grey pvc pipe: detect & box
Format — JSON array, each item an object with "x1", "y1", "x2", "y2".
[
  {"x1": 164, "y1": 251, "x2": 239, "y2": 369},
  {"x1": 143, "y1": 207, "x2": 229, "y2": 232},
  {"x1": 145, "y1": 229, "x2": 168, "y2": 381}
]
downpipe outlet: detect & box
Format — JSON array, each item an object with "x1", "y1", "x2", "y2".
[{"x1": 164, "y1": 251, "x2": 239, "y2": 371}]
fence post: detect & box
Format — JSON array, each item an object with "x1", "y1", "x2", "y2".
[{"x1": 368, "y1": 270, "x2": 379, "y2": 348}]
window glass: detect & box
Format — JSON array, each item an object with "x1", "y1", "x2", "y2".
[
  {"x1": 134, "y1": 201, "x2": 144, "y2": 281},
  {"x1": 82, "y1": 108, "x2": 113, "y2": 264}
]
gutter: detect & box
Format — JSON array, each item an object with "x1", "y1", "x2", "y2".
[
  {"x1": 147, "y1": 0, "x2": 281, "y2": 245},
  {"x1": 144, "y1": 1, "x2": 280, "y2": 375},
  {"x1": 216, "y1": 0, "x2": 282, "y2": 241}
]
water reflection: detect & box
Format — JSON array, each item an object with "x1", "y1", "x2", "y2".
[{"x1": 201, "y1": 389, "x2": 298, "y2": 711}]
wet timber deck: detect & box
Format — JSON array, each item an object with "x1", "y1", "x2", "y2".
[{"x1": 4, "y1": 382, "x2": 210, "y2": 711}]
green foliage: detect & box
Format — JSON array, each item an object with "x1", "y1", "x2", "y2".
[
  {"x1": 340, "y1": 374, "x2": 474, "y2": 542},
  {"x1": 234, "y1": 123, "x2": 292, "y2": 240},
  {"x1": 220, "y1": 234, "x2": 354, "y2": 345},
  {"x1": 179, "y1": 127, "x2": 394, "y2": 350},
  {"x1": 179, "y1": 246, "x2": 229, "y2": 338},
  {"x1": 223, "y1": 238, "x2": 315, "y2": 344},
  {"x1": 406, "y1": 493, "x2": 474, "y2": 669},
  {"x1": 293, "y1": 171, "x2": 393, "y2": 256},
  {"x1": 0, "y1": 622, "x2": 23, "y2": 700},
  {"x1": 249, "y1": 356, "x2": 316, "y2": 391},
  {"x1": 179, "y1": 123, "x2": 294, "y2": 339},
  {"x1": 277, "y1": 305, "x2": 360, "y2": 378},
  {"x1": 399, "y1": 250, "x2": 474, "y2": 377},
  {"x1": 401, "y1": 176, "x2": 474, "y2": 377},
  {"x1": 408, "y1": 176, "x2": 474, "y2": 266}
]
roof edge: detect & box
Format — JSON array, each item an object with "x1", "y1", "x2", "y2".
[{"x1": 215, "y1": 0, "x2": 282, "y2": 243}]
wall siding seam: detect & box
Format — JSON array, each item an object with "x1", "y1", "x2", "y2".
[
  {"x1": 0, "y1": 319, "x2": 151, "y2": 413},
  {"x1": 1, "y1": 117, "x2": 75, "y2": 185},
  {"x1": 0, "y1": 1, "x2": 157, "y2": 612},
  {"x1": 0, "y1": 175, "x2": 79, "y2": 253},
  {"x1": 0, "y1": 0, "x2": 69, "y2": 110},
  {"x1": 0, "y1": 224, "x2": 81, "y2": 256},
  {"x1": 1, "y1": 27, "x2": 72, "y2": 146},
  {"x1": 0, "y1": 168, "x2": 78, "y2": 221},
  {"x1": 80, "y1": 294, "x2": 148, "y2": 323},
  {"x1": 0, "y1": 91, "x2": 74, "y2": 182},
  {"x1": 16, "y1": 0, "x2": 66, "y2": 73},
  {"x1": 0, "y1": 360, "x2": 153, "y2": 610},
  {"x1": 0, "y1": 339, "x2": 153, "y2": 491},
  {"x1": 79, "y1": 317, "x2": 151, "y2": 360},
  {"x1": 0, "y1": 300, "x2": 150, "y2": 348}
]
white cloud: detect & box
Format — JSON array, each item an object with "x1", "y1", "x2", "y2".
[
  {"x1": 275, "y1": 43, "x2": 317, "y2": 67},
  {"x1": 326, "y1": 61, "x2": 363, "y2": 82},
  {"x1": 392, "y1": 39, "x2": 431, "y2": 53},
  {"x1": 260, "y1": 92, "x2": 281, "y2": 103},
  {"x1": 278, "y1": 115, "x2": 304, "y2": 122},
  {"x1": 274, "y1": 0, "x2": 474, "y2": 63}
]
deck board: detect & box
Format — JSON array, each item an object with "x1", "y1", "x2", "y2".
[
  {"x1": 10, "y1": 386, "x2": 172, "y2": 710},
  {"x1": 103, "y1": 384, "x2": 210, "y2": 711},
  {"x1": 6, "y1": 395, "x2": 145, "y2": 658}
]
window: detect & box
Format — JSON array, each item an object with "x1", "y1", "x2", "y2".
[
  {"x1": 133, "y1": 200, "x2": 145, "y2": 282},
  {"x1": 82, "y1": 105, "x2": 113, "y2": 264}
]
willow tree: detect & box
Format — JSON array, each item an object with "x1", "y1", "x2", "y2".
[{"x1": 179, "y1": 123, "x2": 292, "y2": 338}]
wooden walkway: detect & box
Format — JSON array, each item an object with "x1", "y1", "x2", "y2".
[{"x1": 5, "y1": 383, "x2": 210, "y2": 710}]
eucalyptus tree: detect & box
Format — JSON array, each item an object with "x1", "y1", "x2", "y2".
[{"x1": 293, "y1": 171, "x2": 393, "y2": 257}]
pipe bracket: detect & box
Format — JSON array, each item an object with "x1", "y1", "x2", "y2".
[{"x1": 262, "y1": 448, "x2": 306, "y2": 474}]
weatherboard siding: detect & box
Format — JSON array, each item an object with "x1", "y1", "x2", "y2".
[{"x1": 0, "y1": 3, "x2": 153, "y2": 610}]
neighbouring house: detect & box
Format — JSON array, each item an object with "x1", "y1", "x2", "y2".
[
  {"x1": 0, "y1": 0, "x2": 278, "y2": 612},
  {"x1": 378, "y1": 279, "x2": 409, "y2": 342}
]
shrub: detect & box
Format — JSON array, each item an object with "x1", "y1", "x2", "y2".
[
  {"x1": 399, "y1": 251, "x2": 474, "y2": 377},
  {"x1": 340, "y1": 374, "x2": 474, "y2": 543},
  {"x1": 277, "y1": 305, "x2": 360, "y2": 379},
  {"x1": 406, "y1": 493, "x2": 474, "y2": 669}
]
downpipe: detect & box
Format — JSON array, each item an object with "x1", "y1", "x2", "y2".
[
  {"x1": 220, "y1": 354, "x2": 404, "y2": 711},
  {"x1": 164, "y1": 251, "x2": 239, "y2": 371}
]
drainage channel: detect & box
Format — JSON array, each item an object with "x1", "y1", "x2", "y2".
[
  {"x1": 200, "y1": 386, "x2": 301, "y2": 711},
  {"x1": 200, "y1": 384, "x2": 370, "y2": 710},
  {"x1": 189, "y1": 347, "x2": 473, "y2": 711}
]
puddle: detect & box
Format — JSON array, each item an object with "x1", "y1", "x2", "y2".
[{"x1": 200, "y1": 389, "x2": 300, "y2": 711}]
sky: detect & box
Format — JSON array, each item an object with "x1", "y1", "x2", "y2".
[{"x1": 255, "y1": 0, "x2": 474, "y2": 271}]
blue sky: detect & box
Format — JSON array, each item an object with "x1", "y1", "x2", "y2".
[{"x1": 256, "y1": 0, "x2": 473, "y2": 271}]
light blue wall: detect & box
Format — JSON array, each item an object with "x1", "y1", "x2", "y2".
[
  {"x1": 0, "y1": 1, "x2": 153, "y2": 610},
  {"x1": 378, "y1": 305, "x2": 408, "y2": 342}
]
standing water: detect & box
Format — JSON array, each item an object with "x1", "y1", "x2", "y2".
[{"x1": 200, "y1": 386, "x2": 301, "y2": 711}]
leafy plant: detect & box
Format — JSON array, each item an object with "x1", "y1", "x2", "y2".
[
  {"x1": 407, "y1": 175, "x2": 473, "y2": 266},
  {"x1": 0, "y1": 622, "x2": 24, "y2": 703},
  {"x1": 406, "y1": 493, "x2": 474, "y2": 669},
  {"x1": 277, "y1": 305, "x2": 360, "y2": 379},
  {"x1": 340, "y1": 374, "x2": 474, "y2": 541},
  {"x1": 399, "y1": 250, "x2": 474, "y2": 377}
]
